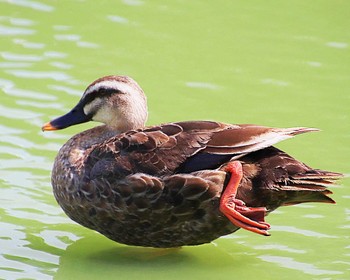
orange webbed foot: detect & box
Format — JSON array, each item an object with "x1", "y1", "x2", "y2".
[{"x1": 219, "y1": 161, "x2": 271, "y2": 236}]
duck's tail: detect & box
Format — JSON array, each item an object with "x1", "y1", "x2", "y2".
[
  {"x1": 277, "y1": 169, "x2": 342, "y2": 206},
  {"x1": 241, "y1": 146, "x2": 343, "y2": 210}
]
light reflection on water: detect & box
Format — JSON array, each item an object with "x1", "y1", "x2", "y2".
[
  {"x1": 259, "y1": 255, "x2": 342, "y2": 276},
  {"x1": 0, "y1": 151, "x2": 79, "y2": 279},
  {"x1": 1, "y1": 222, "x2": 56, "y2": 280},
  {"x1": 272, "y1": 226, "x2": 336, "y2": 238},
  {"x1": 1, "y1": 0, "x2": 349, "y2": 279}
]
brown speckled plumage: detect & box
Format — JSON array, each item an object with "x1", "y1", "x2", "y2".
[{"x1": 43, "y1": 76, "x2": 342, "y2": 247}]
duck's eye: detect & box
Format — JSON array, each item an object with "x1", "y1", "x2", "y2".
[
  {"x1": 98, "y1": 88, "x2": 108, "y2": 93},
  {"x1": 98, "y1": 87, "x2": 117, "y2": 96}
]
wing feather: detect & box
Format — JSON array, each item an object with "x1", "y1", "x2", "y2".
[{"x1": 85, "y1": 121, "x2": 318, "y2": 178}]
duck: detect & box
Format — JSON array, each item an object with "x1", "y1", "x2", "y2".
[{"x1": 42, "y1": 75, "x2": 342, "y2": 248}]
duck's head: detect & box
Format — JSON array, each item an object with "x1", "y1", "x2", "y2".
[{"x1": 42, "y1": 75, "x2": 148, "y2": 132}]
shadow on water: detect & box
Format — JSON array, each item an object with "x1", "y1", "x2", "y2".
[
  {"x1": 54, "y1": 235, "x2": 265, "y2": 280},
  {"x1": 53, "y1": 220, "x2": 348, "y2": 280}
]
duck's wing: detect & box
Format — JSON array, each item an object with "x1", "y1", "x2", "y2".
[
  {"x1": 86, "y1": 121, "x2": 317, "y2": 178},
  {"x1": 175, "y1": 121, "x2": 317, "y2": 173}
]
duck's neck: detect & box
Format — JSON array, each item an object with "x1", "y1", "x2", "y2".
[
  {"x1": 70, "y1": 125, "x2": 120, "y2": 150},
  {"x1": 55, "y1": 125, "x2": 118, "y2": 173}
]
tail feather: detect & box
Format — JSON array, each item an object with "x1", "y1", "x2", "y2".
[
  {"x1": 281, "y1": 190, "x2": 336, "y2": 206},
  {"x1": 291, "y1": 170, "x2": 343, "y2": 181},
  {"x1": 278, "y1": 171, "x2": 341, "y2": 206},
  {"x1": 242, "y1": 146, "x2": 343, "y2": 210},
  {"x1": 281, "y1": 127, "x2": 319, "y2": 136},
  {"x1": 290, "y1": 180, "x2": 337, "y2": 187}
]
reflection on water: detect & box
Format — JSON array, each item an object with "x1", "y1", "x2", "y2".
[
  {"x1": 185, "y1": 81, "x2": 222, "y2": 90},
  {"x1": 1, "y1": 0, "x2": 349, "y2": 279},
  {"x1": 1, "y1": 222, "x2": 56, "y2": 280},
  {"x1": 326, "y1": 42, "x2": 349, "y2": 49},
  {"x1": 6, "y1": 0, "x2": 54, "y2": 12},
  {"x1": 259, "y1": 255, "x2": 342, "y2": 276},
  {"x1": 272, "y1": 225, "x2": 336, "y2": 238}
]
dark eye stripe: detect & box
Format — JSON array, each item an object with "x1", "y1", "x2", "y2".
[{"x1": 82, "y1": 87, "x2": 121, "y2": 106}]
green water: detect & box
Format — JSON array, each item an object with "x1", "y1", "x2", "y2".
[{"x1": 1, "y1": 0, "x2": 349, "y2": 279}]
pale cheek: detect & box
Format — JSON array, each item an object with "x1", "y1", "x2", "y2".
[
  {"x1": 83, "y1": 98, "x2": 102, "y2": 116},
  {"x1": 93, "y1": 108, "x2": 114, "y2": 124}
]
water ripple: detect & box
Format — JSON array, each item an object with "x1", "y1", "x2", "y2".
[
  {"x1": 0, "y1": 104, "x2": 41, "y2": 119},
  {"x1": 76, "y1": 41, "x2": 99, "y2": 48},
  {"x1": 0, "y1": 222, "x2": 58, "y2": 280},
  {"x1": 48, "y1": 84, "x2": 83, "y2": 96},
  {"x1": 0, "y1": 78, "x2": 14, "y2": 88},
  {"x1": 5, "y1": 70, "x2": 72, "y2": 81},
  {"x1": 0, "y1": 136, "x2": 35, "y2": 149},
  {"x1": 326, "y1": 41, "x2": 348, "y2": 49},
  {"x1": 185, "y1": 81, "x2": 222, "y2": 90},
  {"x1": 7, "y1": 209, "x2": 71, "y2": 225},
  {"x1": 43, "y1": 51, "x2": 67, "y2": 59},
  {"x1": 122, "y1": 0, "x2": 144, "y2": 6},
  {"x1": 1, "y1": 172, "x2": 69, "y2": 225},
  {"x1": 0, "y1": 1, "x2": 349, "y2": 279},
  {"x1": 37, "y1": 230, "x2": 80, "y2": 250},
  {"x1": 6, "y1": 0, "x2": 54, "y2": 12},
  {"x1": 253, "y1": 244, "x2": 306, "y2": 254},
  {"x1": 0, "y1": 24, "x2": 35, "y2": 36},
  {"x1": 108, "y1": 15, "x2": 130, "y2": 24},
  {"x1": 1, "y1": 52, "x2": 44, "y2": 62},
  {"x1": 16, "y1": 100, "x2": 62, "y2": 109},
  {"x1": 54, "y1": 34, "x2": 81, "y2": 42},
  {"x1": 49, "y1": 61, "x2": 73, "y2": 70},
  {"x1": 13, "y1": 39, "x2": 45, "y2": 49},
  {"x1": 0, "y1": 62, "x2": 33, "y2": 68},
  {"x1": 259, "y1": 255, "x2": 342, "y2": 276},
  {"x1": 0, "y1": 124, "x2": 24, "y2": 135},
  {"x1": 273, "y1": 225, "x2": 336, "y2": 238},
  {"x1": 306, "y1": 61, "x2": 322, "y2": 68},
  {"x1": 4, "y1": 87, "x2": 57, "y2": 101},
  {"x1": 261, "y1": 78, "x2": 290, "y2": 87}
]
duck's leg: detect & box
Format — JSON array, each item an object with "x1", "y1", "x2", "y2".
[{"x1": 219, "y1": 161, "x2": 271, "y2": 236}]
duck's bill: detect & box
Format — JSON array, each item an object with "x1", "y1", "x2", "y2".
[
  {"x1": 42, "y1": 107, "x2": 91, "y2": 131},
  {"x1": 42, "y1": 121, "x2": 59, "y2": 131}
]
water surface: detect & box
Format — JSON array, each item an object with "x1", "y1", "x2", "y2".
[{"x1": 1, "y1": 1, "x2": 349, "y2": 279}]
